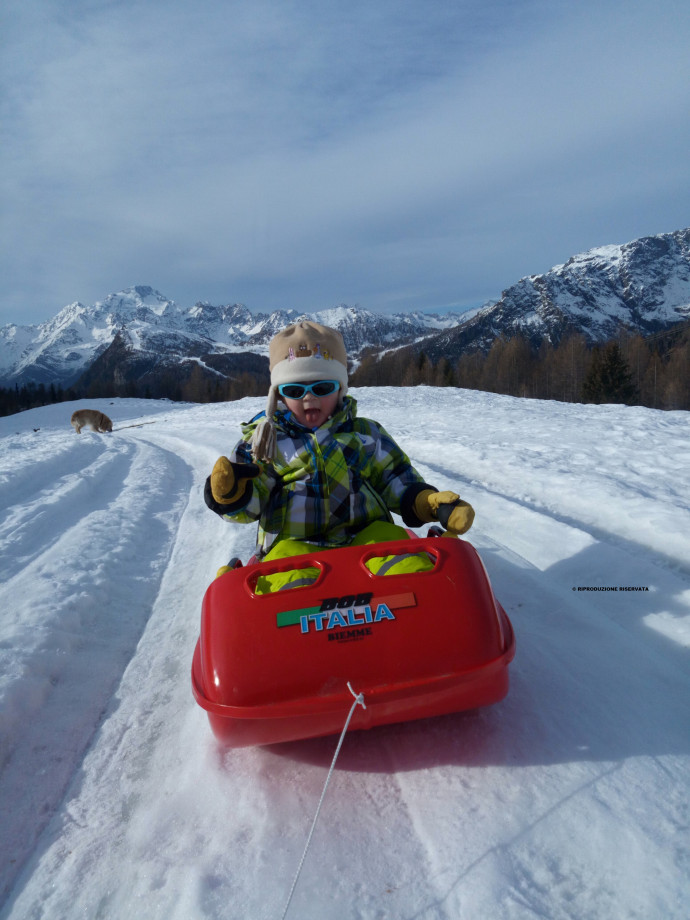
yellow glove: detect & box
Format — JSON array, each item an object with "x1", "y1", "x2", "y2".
[
  {"x1": 413, "y1": 489, "x2": 475, "y2": 534},
  {"x1": 210, "y1": 456, "x2": 260, "y2": 504}
]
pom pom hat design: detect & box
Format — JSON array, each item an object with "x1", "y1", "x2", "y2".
[{"x1": 251, "y1": 321, "x2": 349, "y2": 462}]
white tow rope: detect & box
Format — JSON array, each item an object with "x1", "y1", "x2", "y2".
[{"x1": 281, "y1": 682, "x2": 366, "y2": 920}]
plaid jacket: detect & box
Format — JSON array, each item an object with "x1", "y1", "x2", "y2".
[{"x1": 206, "y1": 396, "x2": 434, "y2": 551}]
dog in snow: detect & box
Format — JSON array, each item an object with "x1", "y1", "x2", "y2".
[{"x1": 70, "y1": 409, "x2": 113, "y2": 434}]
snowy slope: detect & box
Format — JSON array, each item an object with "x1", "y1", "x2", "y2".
[{"x1": 1, "y1": 390, "x2": 689, "y2": 920}]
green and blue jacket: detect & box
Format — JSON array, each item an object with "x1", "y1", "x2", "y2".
[{"x1": 205, "y1": 396, "x2": 435, "y2": 552}]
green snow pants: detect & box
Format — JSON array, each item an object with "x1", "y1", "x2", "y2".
[{"x1": 254, "y1": 521, "x2": 434, "y2": 595}]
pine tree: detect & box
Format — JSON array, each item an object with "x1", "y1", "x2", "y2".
[{"x1": 582, "y1": 342, "x2": 638, "y2": 404}]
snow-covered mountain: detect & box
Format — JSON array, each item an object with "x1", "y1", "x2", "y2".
[
  {"x1": 2, "y1": 229, "x2": 688, "y2": 390},
  {"x1": 0, "y1": 287, "x2": 180, "y2": 389},
  {"x1": 0, "y1": 288, "x2": 462, "y2": 389},
  {"x1": 422, "y1": 228, "x2": 690, "y2": 362}
]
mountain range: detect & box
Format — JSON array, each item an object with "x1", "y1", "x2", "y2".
[
  {"x1": 420, "y1": 227, "x2": 690, "y2": 363},
  {"x1": 0, "y1": 290, "x2": 463, "y2": 391},
  {"x1": 1, "y1": 228, "x2": 688, "y2": 392}
]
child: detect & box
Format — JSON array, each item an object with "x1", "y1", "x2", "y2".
[{"x1": 205, "y1": 321, "x2": 474, "y2": 592}]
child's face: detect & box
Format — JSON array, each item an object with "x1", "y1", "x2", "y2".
[{"x1": 282, "y1": 384, "x2": 340, "y2": 429}]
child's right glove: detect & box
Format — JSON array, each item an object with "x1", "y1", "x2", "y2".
[
  {"x1": 210, "y1": 456, "x2": 261, "y2": 505},
  {"x1": 413, "y1": 489, "x2": 475, "y2": 534}
]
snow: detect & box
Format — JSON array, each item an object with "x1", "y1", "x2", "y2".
[
  {"x1": 0, "y1": 326, "x2": 36, "y2": 375},
  {"x1": 1, "y1": 388, "x2": 689, "y2": 920},
  {"x1": 313, "y1": 306, "x2": 369, "y2": 326},
  {"x1": 575, "y1": 244, "x2": 624, "y2": 266}
]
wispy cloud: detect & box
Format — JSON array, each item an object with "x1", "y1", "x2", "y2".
[{"x1": 1, "y1": 0, "x2": 689, "y2": 323}]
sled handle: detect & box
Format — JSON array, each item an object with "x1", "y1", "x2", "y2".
[
  {"x1": 356, "y1": 541, "x2": 442, "y2": 576},
  {"x1": 238, "y1": 537, "x2": 448, "y2": 598},
  {"x1": 242, "y1": 556, "x2": 328, "y2": 597}
]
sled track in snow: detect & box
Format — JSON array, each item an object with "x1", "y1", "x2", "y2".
[
  {"x1": 0, "y1": 434, "x2": 193, "y2": 905},
  {"x1": 0, "y1": 438, "x2": 137, "y2": 583},
  {"x1": 414, "y1": 456, "x2": 690, "y2": 579}
]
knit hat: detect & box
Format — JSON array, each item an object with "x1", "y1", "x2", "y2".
[{"x1": 251, "y1": 321, "x2": 349, "y2": 462}]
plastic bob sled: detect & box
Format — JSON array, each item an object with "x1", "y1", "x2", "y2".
[{"x1": 191, "y1": 532, "x2": 515, "y2": 747}]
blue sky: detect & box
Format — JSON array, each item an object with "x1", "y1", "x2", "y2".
[{"x1": 1, "y1": 0, "x2": 689, "y2": 325}]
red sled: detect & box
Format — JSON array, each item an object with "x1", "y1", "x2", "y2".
[{"x1": 191, "y1": 533, "x2": 515, "y2": 747}]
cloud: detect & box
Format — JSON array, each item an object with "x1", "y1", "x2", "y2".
[{"x1": 1, "y1": 0, "x2": 689, "y2": 323}]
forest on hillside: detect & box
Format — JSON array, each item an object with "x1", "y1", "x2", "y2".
[
  {"x1": 1, "y1": 324, "x2": 688, "y2": 418},
  {"x1": 351, "y1": 324, "x2": 690, "y2": 411}
]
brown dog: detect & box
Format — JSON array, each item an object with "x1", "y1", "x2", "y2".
[{"x1": 70, "y1": 409, "x2": 113, "y2": 434}]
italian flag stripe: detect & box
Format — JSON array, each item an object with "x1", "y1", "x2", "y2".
[{"x1": 276, "y1": 606, "x2": 320, "y2": 628}]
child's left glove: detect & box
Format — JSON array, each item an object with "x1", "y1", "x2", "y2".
[{"x1": 413, "y1": 489, "x2": 475, "y2": 534}]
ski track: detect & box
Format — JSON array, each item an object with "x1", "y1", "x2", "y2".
[
  {"x1": 0, "y1": 428, "x2": 193, "y2": 906},
  {"x1": 0, "y1": 438, "x2": 137, "y2": 583},
  {"x1": 1, "y1": 393, "x2": 689, "y2": 919}
]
